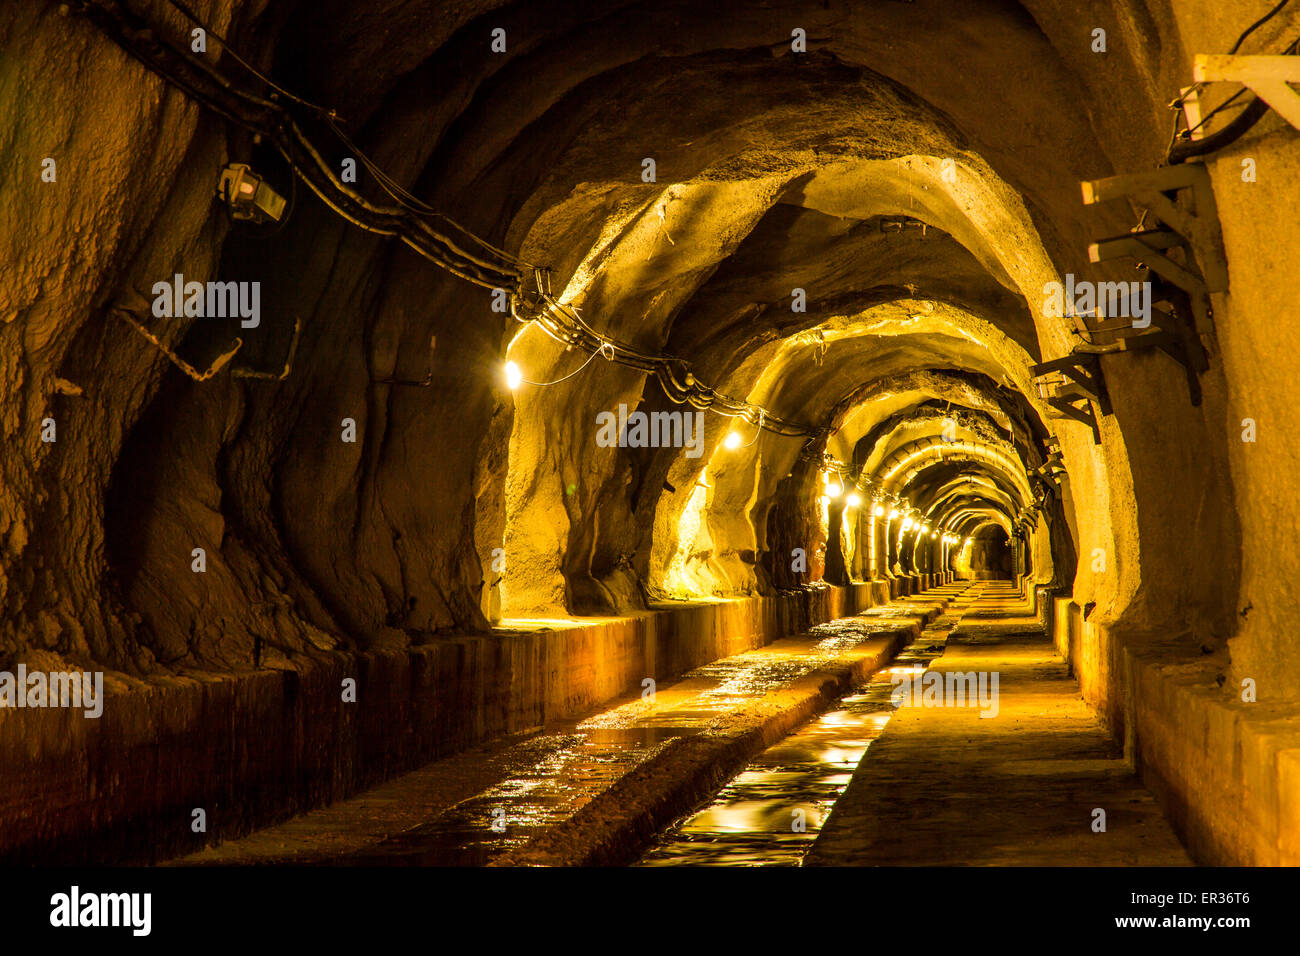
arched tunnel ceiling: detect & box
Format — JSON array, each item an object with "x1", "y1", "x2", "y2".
[
  {"x1": 0, "y1": 0, "x2": 1238, "y2": 678},
  {"x1": 17, "y1": 0, "x2": 1300, "y2": 882}
]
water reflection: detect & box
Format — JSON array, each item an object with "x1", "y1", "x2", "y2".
[{"x1": 636, "y1": 590, "x2": 982, "y2": 867}]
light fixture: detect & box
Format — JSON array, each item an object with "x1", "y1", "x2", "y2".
[
  {"x1": 846, "y1": 493, "x2": 862, "y2": 508},
  {"x1": 217, "y1": 163, "x2": 287, "y2": 223},
  {"x1": 504, "y1": 360, "x2": 523, "y2": 390},
  {"x1": 873, "y1": 504, "x2": 885, "y2": 517},
  {"x1": 901, "y1": 517, "x2": 913, "y2": 530},
  {"x1": 825, "y1": 478, "x2": 843, "y2": 497},
  {"x1": 888, "y1": 508, "x2": 900, "y2": 520},
  {"x1": 724, "y1": 431, "x2": 742, "y2": 450}
]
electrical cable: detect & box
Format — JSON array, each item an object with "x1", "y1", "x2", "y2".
[
  {"x1": 516, "y1": 343, "x2": 612, "y2": 387},
  {"x1": 1230, "y1": 0, "x2": 1293, "y2": 54},
  {"x1": 1167, "y1": 32, "x2": 1300, "y2": 163},
  {"x1": 69, "y1": 0, "x2": 822, "y2": 439}
]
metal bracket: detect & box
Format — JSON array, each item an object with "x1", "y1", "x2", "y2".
[
  {"x1": 232, "y1": 318, "x2": 302, "y2": 381},
  {"x1": 1078, "y1": 287, "x2": 1209, "y2": 407},
  {"x1": 1031, "y1": 354, "x2": 1110, "y2": 444},
  {"x1": 1082, "y1": 163, "x2": 1227, "y2": 349},
  {"x1": 1175, "y1": 84, "x2": 1208, "y2": 141},
  {"x1": 1034, "y1": 450, "x2": 1066, "y2": 482},
  {"x1": 879, "y1": 215, "x2": 931, "y2": 236},
  {"x1": 113, "y1": 307, "x2": 243, "y2": 382},
  {"x1": 1193, "y1": 54, "x2": 1300, "y2": 133}
]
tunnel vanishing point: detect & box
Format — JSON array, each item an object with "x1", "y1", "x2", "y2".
[{"x1": 2, "y1": 0, "x2": 1300, "y2": 870}]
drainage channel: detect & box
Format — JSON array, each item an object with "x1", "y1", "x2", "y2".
[
  {"x1": 334, "y1": 594, "x2": 942, "y2": 866},
  {"x1": 634, "y1": 583, "x2": 987, "y2": 866}
]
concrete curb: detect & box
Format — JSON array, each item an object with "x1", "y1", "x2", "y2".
[{"x1": 491, "y1": 605, "x2": 946, "y2": 867}]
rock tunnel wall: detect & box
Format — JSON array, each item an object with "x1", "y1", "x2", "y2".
[{"x1": 0, "y1": 0, "x2": 1296, "y2": 864}]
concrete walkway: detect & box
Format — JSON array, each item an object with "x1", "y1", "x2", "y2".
[
  {"x1": 171, "y1": 580, "x2": 1190, "y2": 867},
  {"x1": 806, "y1": 582, "x2": 1191, "y2": 866},
  {"x1": 173, "y1": 587, "x2": 966, "y2": 866}
]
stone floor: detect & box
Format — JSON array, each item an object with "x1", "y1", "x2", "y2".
[
  {"x1": 173, "y1": 587, "x2": 957, "y2": 866},
  {"x1": 806, "y1": 581, "x2": 1191, "y2": 866},
  {"x1": 171, "y1": 580, "x2": 1191, "y2": 867}
]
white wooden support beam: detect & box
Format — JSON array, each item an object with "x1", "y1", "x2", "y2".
[
  {"x1": 1081, "y1": 164, "x2": 1228, "y2": 308},
  {"x1": 1193, "y1": 54, "x2": 1300, "y2": 133}
]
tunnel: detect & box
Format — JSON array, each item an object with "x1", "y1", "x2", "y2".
[{"x1": 3, "y1": 0, "x2": 1300, "y2": 908}]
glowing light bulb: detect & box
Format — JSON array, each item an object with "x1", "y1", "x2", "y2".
[
  {"x1": 888, "y1": 509, "x2": 900, "y2": 520},
  {"x1": 902, "y1": 517, "x2": 913, "y2": 530},
  {"x1": 931, "y1": 530, "x2": 939, "y2": 539},
  {"x1": 504, "y1": 361, "x2": 523, "y2": 390},
  {"x1": 825, "y1": 479, "x2": 843, "y2": 497},
  {"x1": 873, "y1": 504, "x2": 885, "y2": 517},
  {"x1": 846, "y1": 493, "x2": 862, "y2": 508},
  {"x1": 724, "y1": 431, "x2": 742, "y2": 450}
]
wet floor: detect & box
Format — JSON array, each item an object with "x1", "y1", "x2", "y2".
[
  {"x1": 636, "y1": 583, "x2": 985, "y2": 866},
  {"x1": 179, "y1": 588, "x2": 948, "y2": 866},
  {"x1": 806, "y1": 581, "x2": 1191, "y2": 866},
  {"x1": 173, "y1": 580, "x2": 1189, "y2": 868},
  {"x1": 342, "y1": 725, "x2": 702, "y2": 865},
  {"x1": 348, "y1": 613, "x2": 936, "y2": 865}
]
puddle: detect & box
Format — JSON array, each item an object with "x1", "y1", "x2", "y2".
[{"x1": 635, "y1": 591, "x2": 983, "y2": 867}]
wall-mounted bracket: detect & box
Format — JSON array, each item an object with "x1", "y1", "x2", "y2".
[
  {"x1": 879, "y1": 215, "x2": 931, "y2": 236},
  {"x1": 114, "y1": 307, "x2": 243, "y2": 382},
  {"x1": 1175, "y1": 84, "x2": 1208, "y2": 141},
  {"x1": 1193, "y1": 54, "x2": 1300, "y2": 134},
  {"x1": 1080, "y1": 293, "x2": 1209, "y2": 407},
  {"x1": 232, "y1": 318, "x2": 302, "y2": 381},
  {"x1": 1042, "y1": 394, "x2": 1101, "y2": 444},
  {"x1": 1082, "y1": 163, "x2": 1227, "y2": 349},
  {"x1": 1031, "y1": 353, "x2": 1110, "y2": 445},
  {"x1": 1034, "y1": 450, "x2": 1066, "y2": 484}
]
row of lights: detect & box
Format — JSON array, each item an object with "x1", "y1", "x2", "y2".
[
  {"x1": 508, "y1": 361, "x2": 965, "y2": 550},
  {"x1": 506, "y1": 364, "x2": 884, "y2": 500},
  {"x1": 822, "y1": 473, "x2": 973, "y2": 546},
  {"x1": 822, "y1": 472, "x2": 924, "y2": 528}
]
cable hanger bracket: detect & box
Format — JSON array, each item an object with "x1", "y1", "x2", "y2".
[
  {"x1": 1082, "y1": 163, "x2": 1227, "y2": 351},
  {"x1": 1030, "y1": 353, "x2": 1109, "y2": 445}
]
